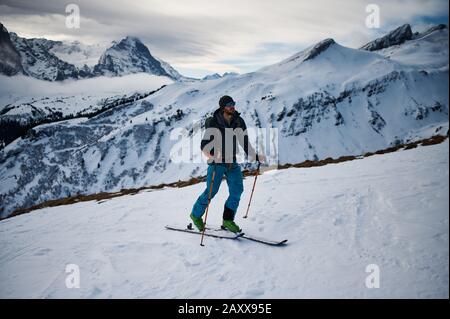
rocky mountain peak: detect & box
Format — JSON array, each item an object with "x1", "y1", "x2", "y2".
[
  {"x1": 360, "y1": 24, "x2": 413, "y2": 51},
  {"x1": 303, "y1": 38, "x2": 336, "y2": 61}
]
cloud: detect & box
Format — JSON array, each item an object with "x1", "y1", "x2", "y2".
[
  {"x1": 0, "y1": 0, "x2": 448, "y2": 77},
  {"x1": 0, "y1": 73, "x2": 172, "y2": 97}
]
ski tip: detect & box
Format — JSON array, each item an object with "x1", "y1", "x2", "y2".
[{"x1": 269, "y1": 239, "x2": 288, "y2": 246}]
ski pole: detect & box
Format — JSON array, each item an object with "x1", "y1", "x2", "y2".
[
  {"x1": 243, "y1": 161, "x2": 261, "y2": 219},
  {"x1": 200, "y1": 163, "x2": 216, "y2": 246}
]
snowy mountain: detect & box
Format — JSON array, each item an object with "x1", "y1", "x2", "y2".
[
  {"x1": 92, "y1": 36, "x2": 176, "y2": 79},
  {"x1": 0, "y1": 23, "x2": 23, "y2": 76},
  {"x1": 360, "y1": 24, "x2": 414, "y2": 51},
  {"x1": 0, "y1": 23, "x2": 187, "y2": 82},
  {"x1": 202, "y1": 73, "x2": 222, "y2": 81},
  {"x1": 0, "y1": 141, "x2": 448, "y2": 298},
  {"x1": 0, "y1": 23, "x2": 448, "y2": 218},
  {"x1": 0, "y1": 73, "x2": 172, "y2": 150},
  {"x1": 222, "y1": 72, "x2": 239, "y2": 78},
  {"x1": 415, "y1": 23, "x2": 448, "y2": 39},
  {"x1": 202, "y1": 72, "x2": 239, "y2": 81},
  {"x1": 375, "y1": 24, "x2": 449, "y2": 69},
  {"x1": 9, "y1": 32, "x2": 90, "y2": 81},
  {"x1": 360, "y1": 23, "x2": 448, "y2": 53},
  {"x1": 0, "y1": 74, "x2": 172, "y2": 124},
  {"x1": 0, "y1": 84, "x2": 163, "y2": 128},
  {"x1": 90, "y1": 37, "x2": 191, "y2": 81}
]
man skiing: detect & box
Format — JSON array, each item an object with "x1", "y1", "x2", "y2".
[{"x1": 190, "y1": 95, "x2": 264, "y2": 233}]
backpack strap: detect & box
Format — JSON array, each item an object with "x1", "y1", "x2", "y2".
[{"x1": 204, "y1": 116, "x2": 215, "y2": 129}]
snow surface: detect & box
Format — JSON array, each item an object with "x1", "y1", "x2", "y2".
[
  {"x1": 48, "y1": 41, "x2": 109, "y2": 68},
  {"x1": 0, "y1": 142, "x2": 448, "y2": 298}
]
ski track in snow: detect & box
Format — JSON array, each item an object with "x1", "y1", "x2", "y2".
[{"x1": 0, "y1": 142, "x2": 448, "y2": 298}]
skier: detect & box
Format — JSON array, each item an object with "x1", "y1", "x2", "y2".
[{"x1": 190, "y1": 95, "x2": 265, "y2": 233}]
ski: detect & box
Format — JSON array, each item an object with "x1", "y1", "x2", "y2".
[
  {"x1": 166, "y1": 224, "x2": 287, "y2": 246},
  {"x1": 206, "y1": 225, "x2": 288, "y2": 246},
  {"x1": 165, "y1": 224, "x2": 244, "y2": 240},
  {"x1": 241, "y1": 234, "x2": 288, "y2": 246}
]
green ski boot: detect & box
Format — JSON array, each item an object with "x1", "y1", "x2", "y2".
[
  {"x1": 190, "y1": 213, "x2": 205, "y2": 231},
  {"x1": 222, "y1": 220, "x2": 241, "y2": 233}
]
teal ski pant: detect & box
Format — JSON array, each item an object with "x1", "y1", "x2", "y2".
[{"x1": 191, "y1": 163, "x2": 244, "y2": 219}]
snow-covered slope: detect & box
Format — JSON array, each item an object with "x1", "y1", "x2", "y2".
[
  {"x1": 0, "y1": 141, "x2": 447, "y2": 298},
  {"x1": 375, "y1": 24, "x2": 449, "y2": 69},
  {"x1": 0, "y1": 74, "x2": 173, "y2": 123},
  {"x1": 0, "y1": 24, "x2": 448, "y2": 218},
  {"x1": 47, "y1": 40, "x2": 109, "y2": 69}
]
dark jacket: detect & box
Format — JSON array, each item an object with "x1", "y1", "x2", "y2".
[{"x1": 200, "y1": 108, "x2": 252, "y2": 163}]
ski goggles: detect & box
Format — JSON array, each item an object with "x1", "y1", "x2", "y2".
[{"x1": 224, "y1": 101, "x2": 236, "y2": 107}]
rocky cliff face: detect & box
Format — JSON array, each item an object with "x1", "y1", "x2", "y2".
[
  {"x1": 360, "y1": 24, "x2": 413, "y2": 51},
  {"x1": 9, "y1": 33, "x2": 86, "y2": 81},
  {"x1": 0, "y1": 23, "x2": 24, "y2": 76}
]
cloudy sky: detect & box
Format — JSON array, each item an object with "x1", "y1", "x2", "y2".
[{"x1": 0, "y1": 0, "x2": 448, "y2": 78}]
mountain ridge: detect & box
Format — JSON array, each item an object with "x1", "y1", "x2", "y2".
[{"x1": 0, "y1": 23, "x2": 188, "y2": 81}]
